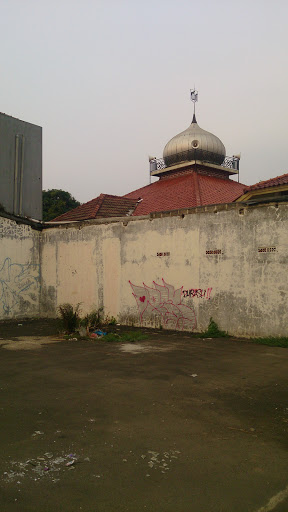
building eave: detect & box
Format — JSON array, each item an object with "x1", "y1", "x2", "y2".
[
  {"x1": 150, "y1": 160, "x2": 238, "y2": 178},
  {"x1": 236, "y1": 183, "x2": 288, "y2": 202}
]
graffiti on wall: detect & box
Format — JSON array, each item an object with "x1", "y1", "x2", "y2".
[
  {"x1": 129, "y1": 279, "x2": 197, "y2": 331},
  {"x1": 0, "y1": 258, "x2": 40, "y2": 314},
  {"x1": 182, "y1": 287, "x2": 212, "y2": 300}
]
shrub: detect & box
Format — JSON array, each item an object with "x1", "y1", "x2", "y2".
[
  {"x1": 80, "y1": 308, "x2": 104, "y2": 330},
  {"x1": 58, "y1": 303, "x2": 81, "y2": 333},
  {"x1": 202, "y1": 317, "x2": 228, "y2": 338},
  {"x1": 103, "y1": 314, "x2": 117, "y2": 325}
]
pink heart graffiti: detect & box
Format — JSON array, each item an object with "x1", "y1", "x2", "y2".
[{"x1": 129, "y1": 279, "x2": 197, "y2": 331}]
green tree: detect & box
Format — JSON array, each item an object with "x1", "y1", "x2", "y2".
[{"x1": 42, "y1": 189, "x2": 81, "y2": 221}]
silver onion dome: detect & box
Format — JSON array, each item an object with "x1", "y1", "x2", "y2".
[{"x1": 163, "y1": 114, "x2": 226, "y2": 167}]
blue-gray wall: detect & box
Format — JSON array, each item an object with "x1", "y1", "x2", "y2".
[{"x1": 0, "y1": 113, "x2": 42, "y2": 220}]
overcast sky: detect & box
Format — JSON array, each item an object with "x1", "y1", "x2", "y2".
[{"x1": 1, "y1": 0, "x2": 287, "y2": 203}]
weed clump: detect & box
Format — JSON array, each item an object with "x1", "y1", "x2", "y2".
[
  {"x1": 202, "y1": 317, "x2": 229, "y2": 338},
  {"x1": 80, "y1": 308, "x2": 117, "y2": 334},
  {"x1": 58, "y1": 303, "x2": 81, "y2": 333},
  {"x1": 80, "y1": 308, "x2": 104, "y2": 331},
  {"x1": 104, "y1": 315, "x2": 117, "y2": 325},
  {"x1": 249, "y1": 336, "x2": 288, "y2": 348},
  {"x1": 58, "y1": 304, "x2": 118, "y2": 336},
  {"x1": 104, "y1": 331, "x2": 147, "y2": 343}
]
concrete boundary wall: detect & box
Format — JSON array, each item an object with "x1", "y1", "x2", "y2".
[
  {"x1": 40, "y1": 202, "x2": 288, "y2": 337},
  {"x1": 0, "y1": 216, "x2": 41, "y2": 319},
  {"x1": 1, "y1": 203, "x2": 287, "y2": 336}
]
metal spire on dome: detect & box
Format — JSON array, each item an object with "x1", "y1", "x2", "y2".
[{"x1": 190, "y1": 88, "x2": 198, "y2": 123}]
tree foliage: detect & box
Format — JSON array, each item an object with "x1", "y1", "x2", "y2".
[{"x1": 42, "y1": 189, "x2": 81, "y2": 221}]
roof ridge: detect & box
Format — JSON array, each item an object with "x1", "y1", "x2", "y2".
[
  {"x1": 51, "y1": 194, "x2": 102, "y2": 222},
  {"x1": 193, "y1": 172, "x2": 202, "y2": 206},
  {"x1": 243, "y1": 172, "x2": 288, "y2": 192},
  {"x1": 97, "y1": 195, "x2": 138, "y2": 216},
  {"x1": 247, "y1": 172, "x2": 288, "y2": 188},
  {"x1": 93, "y1": 193, "x2": 106, "y2": 216}
]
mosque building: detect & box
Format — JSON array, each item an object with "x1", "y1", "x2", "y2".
[{"x1": 52, "y1": 93, "x2": 247, "y2": 222}]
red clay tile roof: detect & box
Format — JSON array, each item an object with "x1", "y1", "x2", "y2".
[
  {"x1": 124, "y1": 172, "x2": 246, "y2": 216},
  {"x1": 50, "y1": 172, "x2": 246, "y2": 222},
  {"x1": 51, "y1": 194, "x2": 138, "y2": 222},
  {"x1": 243, "y1": 173, "x2": 288, "y2": 192}
]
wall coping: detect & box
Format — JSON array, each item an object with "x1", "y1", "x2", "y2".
[
  {"x1": 42, "y1": 200, "x2": 288, "y2": 230},
  {"x1": 0, "y1": 211, "x2": 43, "y2": 230},
  {"x1": 2, "y1": 200, "x2": 287, "y2": 232}
]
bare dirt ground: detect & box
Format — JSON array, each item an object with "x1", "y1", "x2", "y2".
[{"x1": 0, "y1": 322, "x2": 288, "y2": 512}]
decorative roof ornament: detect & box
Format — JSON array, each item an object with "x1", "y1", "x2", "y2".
[
  {"x1": 163, "y1": 90, "x2": 226, "y2": 168},
  {"x1": 190, "y1": 89, "x2": 198, "y2": 123}
]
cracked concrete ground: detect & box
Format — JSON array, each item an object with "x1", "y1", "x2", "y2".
[{"x1": 0, "y1": 328, "x2": 288, "y2": 512}]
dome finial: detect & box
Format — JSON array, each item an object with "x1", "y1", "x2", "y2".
[
  {"x1": 163, "y1": 91, "x2": 226, "y2": 168},
  {"x1": 190, "y1": 88, "x2": 198, "y2": 123}
]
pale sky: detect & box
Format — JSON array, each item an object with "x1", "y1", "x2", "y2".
[{"x1": 1, "y1": 0, "x2": 288, "y2": 203}]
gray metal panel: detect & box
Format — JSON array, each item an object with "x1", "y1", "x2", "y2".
[{"x1": 0, "y1": 113, "x2": 42, "y2": 220}]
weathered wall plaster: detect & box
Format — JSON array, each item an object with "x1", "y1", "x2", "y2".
[
  {"x1": 40, "y1": 203, "x2": 288, "y2": 337},
  {"x1": 1, "y1": 203, "x2": 287, "y2": 336},
  {"x1": 0, "y1": 217, "x2": 40, "y2": 319}
]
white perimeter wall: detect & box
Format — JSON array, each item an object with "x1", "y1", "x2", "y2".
[
  {"x1": 40, "y1": 203, "x2": 288, "y2": 337},
  {"x1": 0, "y1": 216, "x2": 40, "y2": 319}
]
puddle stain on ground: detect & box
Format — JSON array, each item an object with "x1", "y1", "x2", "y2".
[
  {"x1": 119, "y1": 343, "x2": 173, "y2": 354},
  {"x1": 0, "y1": 337, "x2": 63, "y2": 351}
]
